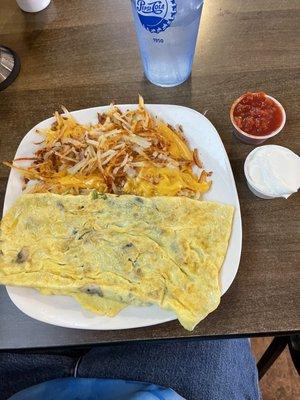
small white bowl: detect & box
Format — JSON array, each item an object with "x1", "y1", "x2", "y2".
[
  {"x1": 230, "y1": 94, "x2": 286, "y2": 145},
  {"x1": 245, "y1": 180, "x2": 276, "y2": 199},
  {"x1": 244, "y1": 146, "x2": 279, "y2": 199}
]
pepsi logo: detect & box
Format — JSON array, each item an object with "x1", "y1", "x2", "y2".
[{"x1": 135, "y1": 0, "x2": 177, "y2": 34}]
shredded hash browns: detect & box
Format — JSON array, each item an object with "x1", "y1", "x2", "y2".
[{"x1": 5, "y1": 96, "x2": 212, "y2": 198}]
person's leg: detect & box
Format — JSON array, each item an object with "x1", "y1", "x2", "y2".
[
  {"x1": 77, "y1": 338, "x2": 260, "y2": 400},
  {"x1": 0, "y1": 352, "x2": 75, "y2": 400}
]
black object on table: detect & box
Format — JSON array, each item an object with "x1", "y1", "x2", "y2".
[{"x1": 0, "y1": 46, "x2": 20, "y2": 91}]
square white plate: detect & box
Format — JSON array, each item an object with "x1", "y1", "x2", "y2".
[{"x1": 3, "y1": 104, "x2": 242, "y2": 330}]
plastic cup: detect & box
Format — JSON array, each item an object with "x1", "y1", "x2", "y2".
[{"x1": 131, "y1": 0, "x2": 204, "y2": 87}]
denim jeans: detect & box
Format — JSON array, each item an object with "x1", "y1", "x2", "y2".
[{"x1": 0, "y1": 338, "x2": 260, "y2": 400}]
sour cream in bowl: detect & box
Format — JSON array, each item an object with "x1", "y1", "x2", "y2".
[{"x1": 244, "y1": 145, "x2": 300, "y2": 199}]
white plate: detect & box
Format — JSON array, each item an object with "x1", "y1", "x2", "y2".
[{"x1": 3, "y1": 104, "x2": 242, "y2": 330}]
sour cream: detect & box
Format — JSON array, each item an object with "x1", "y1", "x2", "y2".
[{"x1": 244, "y1": 145, "x2": 300, "y2": 199}]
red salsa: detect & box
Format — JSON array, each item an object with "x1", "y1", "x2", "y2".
[{"x1": 233, "y1": 92, "x2": 283, "y2": 136}]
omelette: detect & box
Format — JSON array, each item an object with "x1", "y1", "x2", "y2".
[{"x1": 0, "y1": 193, "x2": 234, "y2": 330}]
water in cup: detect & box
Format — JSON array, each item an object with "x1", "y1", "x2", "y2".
[{"x1": 131, "y1": 0, "x2": 204, "y2": 87}]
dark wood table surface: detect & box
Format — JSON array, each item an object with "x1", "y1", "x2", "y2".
[{"x1": 0, "y1": 0, "x2": 299, "y2": 351}]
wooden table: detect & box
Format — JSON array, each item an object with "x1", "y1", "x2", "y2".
[{"x1": 0, "y1": 0, "x2": 299, "y2": 351}]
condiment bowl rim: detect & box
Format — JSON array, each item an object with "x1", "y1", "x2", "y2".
[{"x1": 230, "y1": 93, "x2": 286, "y2": 140}]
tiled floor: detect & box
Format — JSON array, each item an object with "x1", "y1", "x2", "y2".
[{"x1": 251, "y1": 337, "x2": 300, "y2": 400}]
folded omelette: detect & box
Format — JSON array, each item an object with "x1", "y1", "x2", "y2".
[{"x1": 0, "y1": 193, "x2": 234, "y2": 330}]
